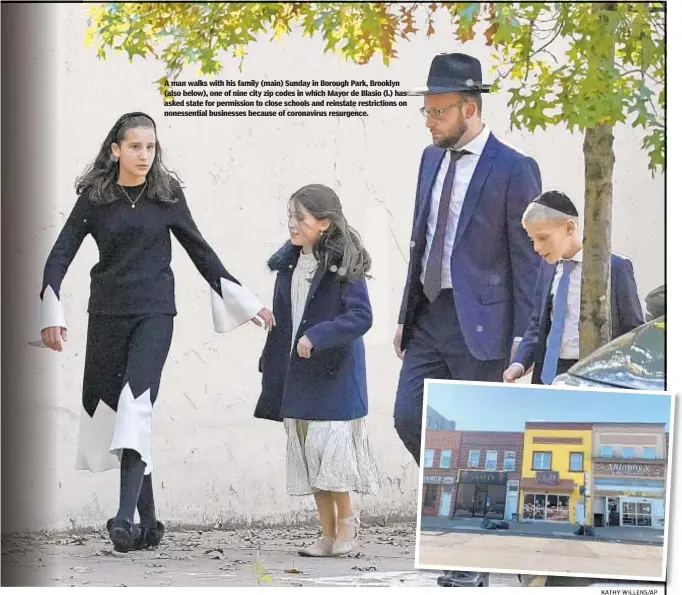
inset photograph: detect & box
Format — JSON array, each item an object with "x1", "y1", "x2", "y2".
[{"x1": 416, "y1": 381, "x2": 673, "y2": 582}]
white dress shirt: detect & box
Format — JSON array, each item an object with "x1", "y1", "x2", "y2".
[
  {"x1": 420, "y1": 125, "x2": 492, "y2": 288},
  {"x1": 550, "y1": 248, "x2": 583, "y2": 360}
]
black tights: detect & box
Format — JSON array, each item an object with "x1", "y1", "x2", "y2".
[{"x1": 116, "y1": 449, "x2": 157, "y2": 529}]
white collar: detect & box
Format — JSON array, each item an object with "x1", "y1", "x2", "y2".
[
  {"x1": 562, "y1": 248, "x2": 583, "y2": 264},
  {"x1": 456, "y1": 124, "x2": 490, "y2": 156}
]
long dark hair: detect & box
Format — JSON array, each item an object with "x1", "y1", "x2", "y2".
[
  {"x1": 75, "y1": 112, "x2": 181, "y2": 205},
  {"x1": 290, "y1": 184, "x2": 371, "y2": 279}
]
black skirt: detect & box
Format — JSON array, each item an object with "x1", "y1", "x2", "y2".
[{"x1": 76, "y1": 314, "x2": 173, "y2": 474}]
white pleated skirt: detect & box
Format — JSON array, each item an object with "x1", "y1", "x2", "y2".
[{"x1": 284, "y1": 417, "x2": 381, "y2": 496}]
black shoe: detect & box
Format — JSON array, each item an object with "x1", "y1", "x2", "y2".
[
  {"x1": 144, "y1": 521, "x2": 165, "y2": 547},
  {"x1": 437, "y1": 571, "x2": 489, "y2": 587},
  {"x1": 106, "y1": 518, "x2": 140, "y2": 553},
  {"x1": 131, "y1": 521, "x2": 166, "y2": 550}
]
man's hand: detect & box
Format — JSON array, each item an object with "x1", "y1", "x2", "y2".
[{"x1": 393, "y1": 324, "x2": 406, "y2": 360}]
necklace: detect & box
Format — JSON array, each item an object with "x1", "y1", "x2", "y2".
[{"x1": 118, "y1": 182, "x2": 147, "y2": 209}]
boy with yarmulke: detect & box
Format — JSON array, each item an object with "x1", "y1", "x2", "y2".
[{"x1": 504, "y1": 190, "x2": 644, "y2": 385}]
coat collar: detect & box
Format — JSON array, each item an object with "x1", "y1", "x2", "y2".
[
  {"x1": 267, "y1": 241, "x2": 301, "y2": 273},
  {"x1": 267, "y1": 241, "x2": 344, "y2": 274}
]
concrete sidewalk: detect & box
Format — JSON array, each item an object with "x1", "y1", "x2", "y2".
[
  {"x1": 420, "y1": 516, "x2": 665, "y2": 546},
  {"x1": 2, "y1": 522, "x2": 434, "y2": 588},
  {"x1": 418, "y1": 530, "x2": 665, "y2": 580}
]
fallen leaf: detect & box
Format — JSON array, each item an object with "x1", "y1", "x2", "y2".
[{"x1": 284, "y1": 568, "x2": 303, "y2": 574}]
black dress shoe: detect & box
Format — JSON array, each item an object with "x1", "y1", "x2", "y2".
[{"x1": 106, "y1": 518, "x2": 140, "y2": 553}]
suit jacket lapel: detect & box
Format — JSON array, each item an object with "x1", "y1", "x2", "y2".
[
  {"x1": 540, "y1": 263, "x2": 557, "y2": 339},
  {"x1": 414, "y1": 149, "x2": 447, "y2": 255},
  {"x1": 452, "y1": 134, "x2": 500, "y2": 250}
]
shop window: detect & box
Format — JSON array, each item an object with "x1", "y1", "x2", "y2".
[
  {"x1": 523, "y1": 493, "x2": 569, "y2": 521},
  {"x1": 622, "y1": 501, "x2": 652, "y2": 527},
  {"x1": 423, "y1": 484, "x2": 438, "y2": 508}
]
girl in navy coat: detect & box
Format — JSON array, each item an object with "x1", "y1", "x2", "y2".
[{"x1": 255, "y1": 184, "x2": 380, "y2": 557}]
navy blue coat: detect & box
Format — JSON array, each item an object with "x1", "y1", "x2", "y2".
[
  {"x1": 399, "y1": 133, "x2": 542, "y2": 361},
  {"x1": 254, "y1": 243, "x2": 373, "y2": 422},
  {"x1": 512, "y1": 253, "x2": 644, "y2": 384}
]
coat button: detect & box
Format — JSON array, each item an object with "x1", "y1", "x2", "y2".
[
  {"x1": 410, "y1": 240, "x2": 416, "y2": 248},
  {"x1": 288, "y1": 264, "x2": 293, "y2": 269},
  {"x1": 476, "y1": 325, "x2": 483, "y2": 332},
  {"x1": 303, "y1": 319, "x2": 307, "y2": 324}
]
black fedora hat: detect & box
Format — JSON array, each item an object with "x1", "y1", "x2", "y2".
[{"x1": 408, "y1": 53, "x2": 491, "y2": 96}]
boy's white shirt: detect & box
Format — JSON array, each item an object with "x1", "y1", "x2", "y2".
[{"x1": 511, "y1": 246, "x2": 584, "y2": 378}]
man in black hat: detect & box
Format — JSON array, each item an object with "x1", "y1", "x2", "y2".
[
  {"x1": 393, "y1": 52, "x2": 543, "y2": 463},
  {"x1": 504, "y1": 190, "x2": 643, "y2": 385}
]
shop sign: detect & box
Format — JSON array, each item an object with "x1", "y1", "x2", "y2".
[
  {"x1": 593, "y1": 461, "x2": 664, "y2": 478},
  {"x1": 536, "y1": 470, "x2": 560, "y2": 485},
  {"x1": 423, "y1": 475, "x2": 456, "y2": 485},
  {"x1": 458, "y1": 470, "x2": 508, "y2": 484}
]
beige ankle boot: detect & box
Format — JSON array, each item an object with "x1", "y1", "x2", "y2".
[
  {"x1": 331, "y1": 516, "x2": 358, "y2": 556},
  {"x1": 298, "y1": 535, "x2": 334, "y2": 557}
]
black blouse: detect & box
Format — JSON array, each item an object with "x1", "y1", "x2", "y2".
[{"x1": 41, "y1": 180, "x2": 255, "y2": 318}]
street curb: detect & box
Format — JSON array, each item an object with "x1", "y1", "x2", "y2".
[{"x1": 420, "y1": 526, "x2": 664, "y2": 547}]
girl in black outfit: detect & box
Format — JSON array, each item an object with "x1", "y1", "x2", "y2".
[{"x1": 34, "y1": 112, "x2": 274, "y2": 552}]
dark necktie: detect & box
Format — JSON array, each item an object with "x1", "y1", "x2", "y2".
[
  {"x1": 541, "y1": 260, "x2": 577, "y2": 384},
  {"x1": 423, "y1": 150, "x2": 468, "y2": 303}
]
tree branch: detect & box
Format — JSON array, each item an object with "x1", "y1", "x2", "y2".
[
  {"x1": 529, "y1": 20, "x2": 563, "y2": 61},
  {"x1": 524, "y1": 17, "x2": 535, "y2": 81}
]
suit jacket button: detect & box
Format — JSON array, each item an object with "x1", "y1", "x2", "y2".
[{"x1": 476, "y1": 325, "x2": 483, "y2": 332}]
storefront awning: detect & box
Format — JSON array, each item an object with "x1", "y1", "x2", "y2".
[{"x1": 520, "y1": 478, "x2": 575, "y2": 492}]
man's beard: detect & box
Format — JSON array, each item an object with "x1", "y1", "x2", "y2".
[{"x1": 433, "y1": 120, "x2": 468, "y2": 149}]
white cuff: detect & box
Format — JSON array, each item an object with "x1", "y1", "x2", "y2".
[
  {"x1": 211, "y1": 277, "x2": 263, "y2": 333},
  {"x1": 30, "y1": 285, "x2": 67, "y2": 348}
]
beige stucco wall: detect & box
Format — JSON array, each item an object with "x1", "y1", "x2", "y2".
[
  {"x1": 14, "y1": 4, "x2": 664, "y2": 532},
  {"x1": 593, "y1": 426, "x2": 667, "y2": 458}
]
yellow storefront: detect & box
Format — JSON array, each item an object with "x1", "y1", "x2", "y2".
[{"x1": 519, "y1": 422, "x2": 593, "y2": 525}]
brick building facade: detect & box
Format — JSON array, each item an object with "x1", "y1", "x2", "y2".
[
  {"x1": 422, "y1": 430, "x2": 524, "y2": 520},
  {"x1": 422, "y1": 429, "x2": 461, "y2": 518}
]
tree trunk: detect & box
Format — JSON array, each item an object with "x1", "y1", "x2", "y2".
[
  {"x1": 579, "y1": 2, "x2": 618, "y2": 359},
  {"x1": 580, "y1": 123, "x2": 615, "y2": 358}
]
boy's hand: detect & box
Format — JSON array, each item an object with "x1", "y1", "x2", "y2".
[
  {"x1": 503, "y1": 363, "x2": 525, "y2": 383},
  {"x1": 297, "y1": 335, "x2": 313, "y2": 359}
]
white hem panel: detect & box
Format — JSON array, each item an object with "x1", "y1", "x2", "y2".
[
  {"x1": 109, "y1": 383, "x2": 154, "y2": 475},
  {"x1": 75, "y1": 400, "x2": 120, "y2": 473}
]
